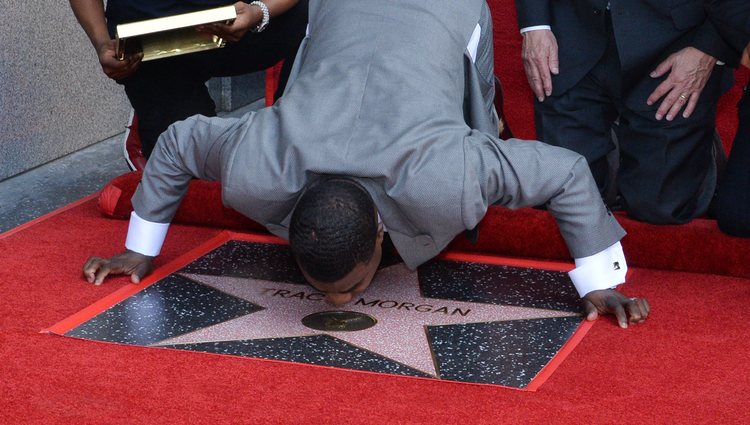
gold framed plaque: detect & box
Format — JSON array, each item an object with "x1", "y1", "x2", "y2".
[{"x1": 116, "y1": 5, "x2": 237, "y2": 62}]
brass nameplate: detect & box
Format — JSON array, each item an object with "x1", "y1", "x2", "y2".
[
  {"x1": 302, "y1": 311, "x2": 378, "y2": 332},
  {"x1": 116, "y1": 5, "x2": 236, "y2": 62}
]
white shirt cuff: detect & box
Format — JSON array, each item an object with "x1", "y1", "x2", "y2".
[
  {"x1": 568, "y1": 241, "x2": 627, "y2": 298},
  {"x1": 520, "y1": 25, "x2": 551, "y2": 34},
  {"x1": 125, "y1": 211, "x2": 170, "y2": 257}
]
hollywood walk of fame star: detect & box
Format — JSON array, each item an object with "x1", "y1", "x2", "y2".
[{"x1": 154, "y1": 264, "x2": 579, "y2": 376}]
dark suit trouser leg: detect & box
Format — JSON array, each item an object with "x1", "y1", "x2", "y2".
[
  {"x1": 534, "y1": 79, "x2": 619, "y2": 194},
  {"x1": 534, "y1": 10, "x2": 621, "y2": 194},
  {"x1": 716, "y1": 86, "x2": 750, "y2": 236},
  {"x1": 120, "y1": 0, "x2": 308, "y2": 158},
  {"x1": 122, "y1": 58, "x2": 216, "y2": 159},
  {"x1": 614, "y1": 99, "x2": 717, "y2": 224}
]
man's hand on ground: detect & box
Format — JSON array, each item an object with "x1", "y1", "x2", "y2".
[
  {"x1": 82, "y1": 250, "x2": 154, "y2": 285},
  {"x1": 97, "y1": 39, "x2": 142, "y2": 80},
  {"x1": 647, "y1": 46, "x2": 716, "y2": 121},
  {"x1": 582, "y1": 289, "x2": 650, "y2": 329},
  {"x1": 521, "y1": 29, "x2": 559, "y2": 102}
]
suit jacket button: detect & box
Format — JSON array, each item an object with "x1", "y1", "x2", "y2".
[{"x1": 593, "y1": 9, "x2": 602, "y2": 15}]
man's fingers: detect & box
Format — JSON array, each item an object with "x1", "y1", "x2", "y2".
[
  {"x1": 130, "y1": 261, "x2": 151, "y2": 284},
  {"x1": 548, "y1": 46, "x2": 559, "y2": 75},
  {"x1": 126, "y1": 58, "x2": 140, "y2": 76},
  {"x1": 647, "y1": 80, "x2": 671, "y2": 106},
  {"x1": 83, "y1": 251, "x2": 153, "y2": 286},
  {"x1": 93, "y1": 264, "x2": 112, "y2": 286},
  {"x1": 606, "y1": 298, "x2": 628, "y2": 329},
  {"x1": 654, "y1": 96, "x2": 673, "y2": 120},
  {"x1": 200, "y1": 22, "x2": 239, "y2": 42},
  {"x1": 650, "y1": 55, "x2": 674, "y2": 79},
  {"x1": 637, "y1": 298, "x2": 651, "y2": 321},
  {"x1": 637, "y1": 299, "x2": 650, "y2": 323},
  {"x1": 530, "y1": 52, "x2": 553, "y2": 97},
  {"x1": 625, "y1": 298, "x2": 644, "y2": 324},
  {"x1": 614, "y1": 303, "x2": 628, "y2": 328},
  {"x1": 82, "y1": 257, "x2": 105, "y2": 283},
  {"x1": 655, "y1": 88, "x2": 687, "y2": 120},
  {"x1": 102, "y1": 58, "x2": 133, "y2": 80},
  {"x1": 523, "y1": 61, "x2": 546, "y2": 101},
  {"x1": 583, "y1": 290, "x2": 651, "y2": 329},
  {"x1": 627, "y1": 298, "x2": 651, "y2": 325},
  {"x1": 583, "y1": 299, "x2": 599, "y2": 321},
  {"x1": 583, "y1": 290, "x2": 650, "y2": 328},
  {"x1": 106, "y1": 55, "x2": 141, "y2": 80},
  {"x1": 522, "y1": 31, "x2": 557, "y2": 101},
  {"x1": 198, "y1": 23, "x2": 225, "y2": 33},
  {"x1": 664, "y1": 91, "x2": 688, "y2": 121},
  {"x1": 682, "y1": 92, "x2": 699, "y2": 118},
  {"x1": 539, "y1": 61, "x2": 553, "y2": 97}
]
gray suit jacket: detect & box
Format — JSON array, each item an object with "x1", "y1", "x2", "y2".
[{"x1": 133, "y1": 0, "x2": 625, "y2": 269}]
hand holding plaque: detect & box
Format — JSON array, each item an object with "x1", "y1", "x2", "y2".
[
  {"x1": 197, "y1": 2, "x2": 263, "y2": 43},
  {"x1": 116, "y1": 5, "x2": 237, "y2": 62},
  {"x1": 98, "y1": 39, "x2": 142, "y2": 80}
]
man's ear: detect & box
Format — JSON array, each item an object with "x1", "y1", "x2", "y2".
[{"x1": 376, "y1": 222, "x2": 385, "y2": 245}]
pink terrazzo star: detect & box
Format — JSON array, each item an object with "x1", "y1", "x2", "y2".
[{"x1": 155, "y1": 264, "x2": 578, "y2": 376}]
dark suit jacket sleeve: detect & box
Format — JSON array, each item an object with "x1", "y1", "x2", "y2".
[
  {"x1": 514, "y1": 0, "x2": 551, "y2": 29},
  {"x1": 691, "y1": 15, "x2": 742, "y2": 67},
  {"x1": 707, "y1": 0, "x2": 750, "y2": 63},
  {"x1": 131, "y1": 115, "x2": 241, "y2": 224}
]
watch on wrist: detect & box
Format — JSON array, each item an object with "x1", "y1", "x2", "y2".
[{"x1": 250, "y1": 1, "x2": 270, "y2": 33}]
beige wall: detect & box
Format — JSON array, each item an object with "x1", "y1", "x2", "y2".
[{"x1": 0, "y1": 1, "x2": 130, "y2": 181}]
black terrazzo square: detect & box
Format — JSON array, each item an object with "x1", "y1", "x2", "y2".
[
  {"x1": 161, "y1": 335, "x2": 432, "y2": 378},
  {"x1": 66, "y1": 274, "x2": 264, "y2": 345},
  {"x1": 419, "y1": 260, "x2": 582, "y2": 313},
  {"x1": 426, "y1": 316, "x2": 582, "y2": 387},
  {"x1": 180, "y1": 240, "x2": 308, "y2": 284}
]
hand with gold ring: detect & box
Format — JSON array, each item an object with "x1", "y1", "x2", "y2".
[
  {"x1": 582, "y1": 289, "x2": 650, "y2": 329},
  {"x1": 646, "y1": 46, "x2": 717, "y2": 121}
]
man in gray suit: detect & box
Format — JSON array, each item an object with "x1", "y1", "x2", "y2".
[{"x1": 84, "y1": 0, "x2": 649, "y2": 328}]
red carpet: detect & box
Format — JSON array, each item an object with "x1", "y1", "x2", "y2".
[
  {"x1": 2, "y1": 1, "x2": 749, "y2": 422},
  {"x1": 2, "y1": 199, "x2": 749, "y2": 423}
]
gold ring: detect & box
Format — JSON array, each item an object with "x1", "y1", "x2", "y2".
[{"x1": 679, "y1": 94, "x2": 688, "y2": 100}]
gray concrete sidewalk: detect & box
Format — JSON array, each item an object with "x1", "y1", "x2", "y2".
[{"x1": 0, "y1": 100, "x2": 264, "y2": 234}]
